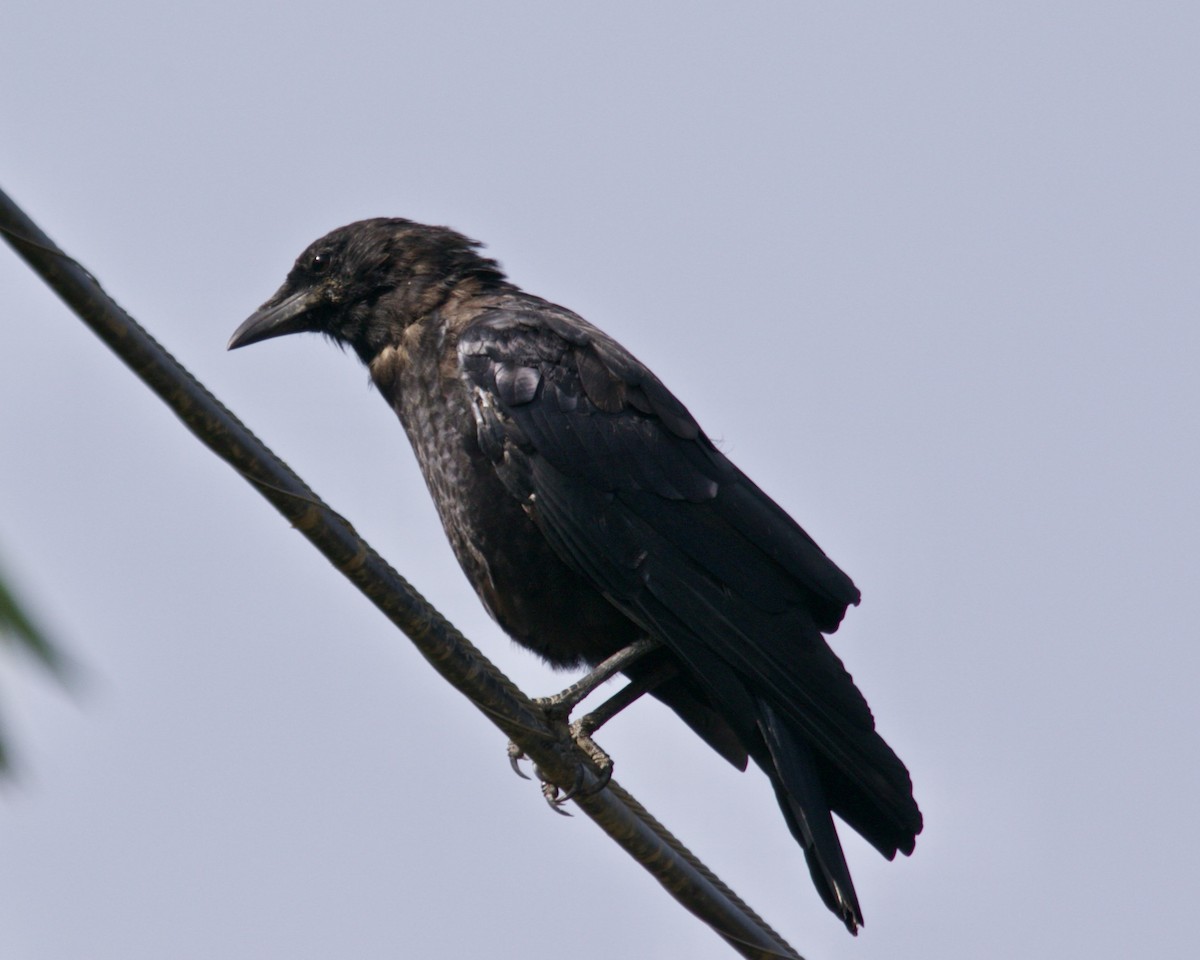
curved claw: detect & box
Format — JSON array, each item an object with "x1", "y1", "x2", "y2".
[
  {"x1": 507, "y1": 742, "x2": 532, "y2": 780},
  {"x1": 509, "y1": 755, "x2": 531, "y2": 780},
  {"x1": 541, "y1": 779, "x2": 573, "y2": 816},
  {"x1": 551, "y1": 765, "x2": 588, "y2": 806}
]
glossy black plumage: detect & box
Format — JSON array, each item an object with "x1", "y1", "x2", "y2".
[{"x1": 229, "y1": 218, "x2": 922, "y2": 932}]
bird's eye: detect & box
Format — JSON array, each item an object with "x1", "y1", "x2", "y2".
[{"x1": 309, "y1": 252, "x2": 331, "y2": 276}]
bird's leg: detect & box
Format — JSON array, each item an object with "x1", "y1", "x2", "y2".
[
  {"x1": 550, "y1": 659, "x2": 680, "y2": 804},
  {"x1": 509, "y1": 638, "x2": 662, "y2": 806},
  {"x1": 573, "y1": 656, "x2": 679, "y2": 737},
  {"x1": 535, "y1": 637, "x2": 659, "y2": 721}
]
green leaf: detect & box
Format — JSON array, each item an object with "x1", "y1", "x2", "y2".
[{"x1": 0, "y1": 569, "x2": 65, "y2": 677}]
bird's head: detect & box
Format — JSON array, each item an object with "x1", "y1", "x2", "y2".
[{"x1": 228, "y1": 218, "x2": 506, "y2": 362}]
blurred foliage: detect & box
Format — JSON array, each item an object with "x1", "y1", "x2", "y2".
[{"x1": 0, "y1": 556, "x2": 67, "y2": 773}]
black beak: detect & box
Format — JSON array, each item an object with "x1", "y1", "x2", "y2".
[{"x1": 228, "y1": 287, "x2": 323, "y2": 350}]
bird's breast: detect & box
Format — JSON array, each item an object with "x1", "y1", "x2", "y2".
[{"x1": 372, "y1": 337, "x2": 637, "y2": 668}]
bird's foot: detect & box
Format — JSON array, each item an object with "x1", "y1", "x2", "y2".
[
  {"x1": 536, "y1": 723, "x2": 614, "y2": 810},
  {"x1": 508, "y1": 748, "x2": 579, "y2": 813},
  {"x1": 509, "y1": 639, "x2": 663, "y2": 812},
  {"x1": 506, "y1": 716, "x2": 615, "y2": 813},
  {"x1": 564, "y1": 718, "x2": 615, "y2": 796}
]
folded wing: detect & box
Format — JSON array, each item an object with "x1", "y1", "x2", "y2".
[{"x1": 458, "y1": 300, "x2": 921, "y2": 928}]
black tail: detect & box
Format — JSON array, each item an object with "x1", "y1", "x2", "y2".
[{"x1": 756, "y1": 700, "x2": 863, "y2": 934}]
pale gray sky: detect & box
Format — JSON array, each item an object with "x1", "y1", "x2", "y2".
[{"x1": 2, "y1": 3, "x2": 1198, "y2": 958}]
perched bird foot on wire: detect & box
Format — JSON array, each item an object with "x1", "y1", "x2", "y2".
[
  {"x1": 505, "y1": 744, "x2": 583, "y2": 812},
  {"x1": 555, "y1": 719, "x2": 615, "y2": 803},
  {"x1": 551, "y1": 653, "x2": 683, "y2": 808},
  {"x1": 544, "y1": 656, "x2": 683, "y2": 805},
  {"x1": 505, "y1": 717, "x2": 612, "y2": 809},
  {"x1": 510, "y1": 639, "x2": 661, "y2": 809}
]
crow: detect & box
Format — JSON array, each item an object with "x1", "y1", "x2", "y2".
[{"x1": 228, "y1": 218, "x2": 921, "y2": 933}]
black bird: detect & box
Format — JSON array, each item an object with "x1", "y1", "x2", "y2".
[{"x1": 228, "y1": 218, "x2": 921, "y2": 933}]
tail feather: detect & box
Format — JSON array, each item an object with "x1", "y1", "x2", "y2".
[{"x1": 757, "y1": 700, "x2": 863, "y2": 934}]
